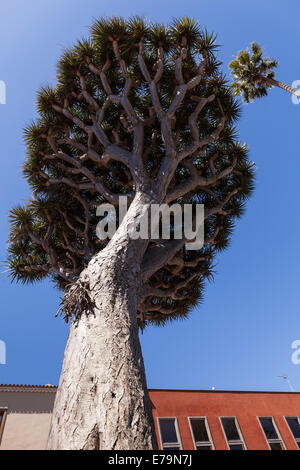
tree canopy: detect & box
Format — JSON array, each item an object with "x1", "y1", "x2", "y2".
[
  {"x1": 7, "y1": 17, "x2": 255, "y2": 327},
  {"x1": 229, "y1": 42, "x2": 278, "y2": 103}
]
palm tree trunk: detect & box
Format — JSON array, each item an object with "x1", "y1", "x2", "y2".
[
  {"x1": 47, "y1": 192, "x2": 158, "y2": 450},
  {"x1": 263, "y1": 76, "x2": 300, "y2": 97}
]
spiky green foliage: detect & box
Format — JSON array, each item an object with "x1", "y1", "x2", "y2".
[
  {"x1": 7, "y1": 16, "x2": 255, "y2": 327},
  {"x1": 229, "y1": 42, "x2": 277, "y2": 103}
]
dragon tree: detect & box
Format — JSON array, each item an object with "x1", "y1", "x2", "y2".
[{"x1": 7, "y1": 17, "x2": 254, "y2": 449}]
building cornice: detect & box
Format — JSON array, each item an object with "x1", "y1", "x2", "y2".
[
  {"x1": 0, "y1": 385, "x2": 299, "y2": 394},
  {"x1": 0, "y1": 384, "x2": 57, "y2": 393}
]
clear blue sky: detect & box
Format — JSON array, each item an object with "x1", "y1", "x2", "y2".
[{"x1": 1, "y1": 0, "x2": 300, "y2": 392}]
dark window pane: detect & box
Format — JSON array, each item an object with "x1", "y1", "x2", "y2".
[
  {"x1": 269, "y1": 442, "x2": 283, "y2": 450},
  {"x1": 229, "y1": 444, "x2": 244, "y2": 450},
  {"x1": 159, "y1": 419, "x2": 178, "y2": 444},
  {"x1": 162, "y1": 446, "x2": 180, "y2": 450},
  {"x1": 196, "y1": 445, "x2": 212, "y2": 450},
  {"x1": 286, "y1": 417, "x2": 300, "y2": 439},
  {"x1": 221, "y1": 418, "x2": 240, "y2": 441},
  {"x1": 190, "y1": 419, "x2": 209, "y2": 443},
  {"x1": 259, "y1": 418, "x2": 279, "y2": 440}
]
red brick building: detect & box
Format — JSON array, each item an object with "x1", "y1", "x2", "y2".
[
  {"x1": 1, "y1": 385, "x2": 300, "y2": 450},
  {"x1": 152, "y1": 389, "x2": 300, "y2": 450}
]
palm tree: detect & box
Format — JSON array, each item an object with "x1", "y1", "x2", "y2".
[{"x1": 229, "y1": 42, "x2": 300, "y2": 103}]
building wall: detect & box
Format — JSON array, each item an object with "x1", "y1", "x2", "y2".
[
  {"x1": 2, "y1": 413, "x2": 52, "y2": 450},
  {"x1": 0, "y1": 387, "x2": 55, "y2": 450},
  {"x1": 1, "y1": 387, "x2": 300, "y2": 450},
  {"x1": 151, "y1": 390, "x2": 300, "y2": 450}
]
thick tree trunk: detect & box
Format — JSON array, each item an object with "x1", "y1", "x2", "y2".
[
  {"x1": 47, "y1": 193, "x2": 158, "y2": 450},
  {"x1": 263, "y1": 76, "x2": 300, "y2": 97}
]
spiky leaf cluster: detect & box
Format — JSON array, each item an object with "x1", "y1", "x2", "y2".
[{"x1": 229, "y1": 42, "x2": 277, "y2": 103}]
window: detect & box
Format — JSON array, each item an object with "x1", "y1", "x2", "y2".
[
  {"x1": 220, "y1": 417, "x2": 246, "y2": 450},
  {"x1": 158, "y1": 418, "x2": 182, "y2": 450},
  {"x1": 258, "y1": 417, "x2": 285, "y2": 450},
  {"x1": 0, "y1": 409, "x2": 7, "y2": 444},
  {"x1": 189, "y1": 417, "x2": 214, "y2": 450},
  {"x1": 285, "y1": 417, "x2": 300, "y2": 448}
]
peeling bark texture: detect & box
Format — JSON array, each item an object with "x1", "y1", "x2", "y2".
[{"x1": 47, "y1": 194, "x2": 158, "y2": 450}]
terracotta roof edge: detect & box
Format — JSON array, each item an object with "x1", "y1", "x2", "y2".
[{"x1": 0, "y1": 385, "x2": 298, "y2": 394}]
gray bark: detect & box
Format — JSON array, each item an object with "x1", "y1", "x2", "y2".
[{"x1": 47, "y1": 192, "x2": 158, "y2": 450}]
